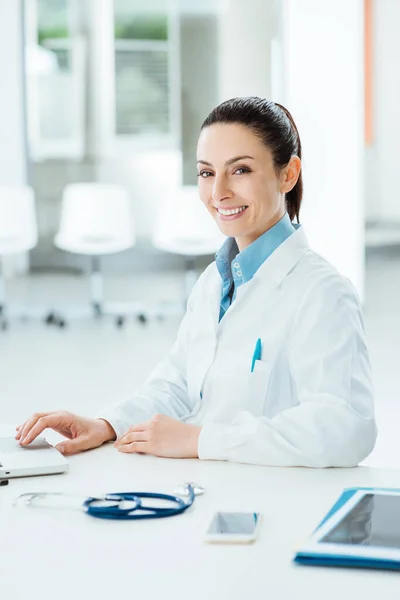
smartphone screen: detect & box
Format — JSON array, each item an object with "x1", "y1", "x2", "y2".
[{"x1": 206, "y1": 512, "x2": 261, "y2": 536}]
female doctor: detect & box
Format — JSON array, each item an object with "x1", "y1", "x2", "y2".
[{"x1": 16, "y1": 97, "x2": 377, "y2": 467}]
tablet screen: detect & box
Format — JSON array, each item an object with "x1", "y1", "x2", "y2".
[{"x1": 320, "y1": 493, "x2": 400, "y2": 548}]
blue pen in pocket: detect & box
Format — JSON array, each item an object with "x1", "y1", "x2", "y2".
[{"x1": 251, "y1": 338, "x2": 262, "y2": 372}]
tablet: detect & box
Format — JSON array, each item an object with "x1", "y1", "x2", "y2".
[{"x1": 299, "y1": 490, "x2": 400, "y2": 562}]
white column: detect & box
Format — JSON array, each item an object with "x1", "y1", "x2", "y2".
[
  {"x1": 0, "y1": 0, "x2": 29, "y2": 276},
  {"x1": 370, "y1": 0, "x2": 400, "y2": 223},
  {"x1": 86, "y1": 0, "x2": 115, "y2": 159},
  {"x1": 218, "y1": 0, "x2": 275, "y2": 102},
  {"x1": 280, "y1": 0, "x2": 365, "y2": 299}
]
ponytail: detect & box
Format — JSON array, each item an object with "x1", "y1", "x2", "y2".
[{"x1": 274, "y1": 103, "x2": 303, "y2": 223}]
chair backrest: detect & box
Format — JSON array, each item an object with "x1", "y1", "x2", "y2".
[
  {"x1": 153, "y1": 186, "x2": 225, "y2": 256},
  {"x1": 57, "y1": 183, "x2": 135, "y2": 247},
  {"x1": 0, "y1": 185, "x2": 38, "y2": 255}
]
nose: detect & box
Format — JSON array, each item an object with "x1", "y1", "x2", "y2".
[{"x1": 212, "y1": 174, "x2": 233, "y2": 203}]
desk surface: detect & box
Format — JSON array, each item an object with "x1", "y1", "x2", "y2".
[{"x1": 1, "y1": 440, "x2": 400, "y2": 600}]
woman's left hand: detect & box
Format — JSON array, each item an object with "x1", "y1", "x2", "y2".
[{"x1": 114, "y1": 414, "x2": 201, "y2": 458}]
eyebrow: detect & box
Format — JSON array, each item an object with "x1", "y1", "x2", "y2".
[{"x1": 197, "y1": 155, "x2": 255, "y2": 167}]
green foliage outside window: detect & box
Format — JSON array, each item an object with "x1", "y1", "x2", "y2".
[
  {"x1": 114, "y1": 15, "x2": 168, "y2": 41},
  {"x1": 38, "y1": 26, "x2": 68, "y2": 45}
]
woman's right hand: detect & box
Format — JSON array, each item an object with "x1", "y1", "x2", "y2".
[{"x1": 15, "y1": 411, "x2": 116, "y2": 456}]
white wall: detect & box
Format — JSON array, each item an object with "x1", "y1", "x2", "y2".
[
  {"x1": 0, "y1": 0, "x2": 27, "y2": 185},
  {"x1": 180, "y1": 13, "x2": 218, "y2": 185},
  {"x1": 281, "y1": 0, "x2": 365, "y2": 298},
  {"x1": 218, "y1": 0, "x2": 274, "y2": 101},
  {"x1": 366, "y1": 0, "x2": 400, "y2": 224}
]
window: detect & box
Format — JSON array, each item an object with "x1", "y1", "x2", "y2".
[
  {"x1": 24, "y1": 0, "x2": 180, "y2": 159},
  {"x1": 113, "y1": 0, "x2": 179, "y2": 144},
  {"x1": 37, "y1": 0, "x2": 70, "y2": 70},
  {"x1": 25, "y1": 0, "x2": 86, "y2": 160}
]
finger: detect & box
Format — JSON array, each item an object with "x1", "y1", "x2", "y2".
[
  {"x1": 115, "y1": 431, "x2": 148, "y2": 447},
  {"x1": 116, "y1": 426, "x2": 148, "y2": 444},
  {"x1": 15, "y1": 419, "x2": 33, "y2": 440},
  {"x1": 15, "y1": 421, "x2": 32, "y2": 439},
  {"x1": 15, "y1": 424, "x2": 24, "y2": 439},
  {"x1": 56, "y1": 436, "x2": 92, "y2": 456},
  {"x1": 20, "y1": 414, "x2": 63, "y2": 446},
  {"x1": 117, "y1": 441, "x2": 149, "y2": 454},
  {"x1": 18, "y1": 413, "x2": 49, "y2": 443},
  {"x1": 18, "y1": 413, "x2": 49, "y2": 442},
  {"x1": 126, "y1": 421, "x2": 151, "y2": 434}
]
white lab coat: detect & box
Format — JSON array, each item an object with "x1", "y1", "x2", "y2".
[{"x1": 99, "y1": 227, "x2": 377, "y2": 467}]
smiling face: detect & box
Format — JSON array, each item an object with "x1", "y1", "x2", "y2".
[{"x1": 197, "y1": 123, "x2": 300, "y2": 251}]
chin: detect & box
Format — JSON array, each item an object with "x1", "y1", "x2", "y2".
[{"x1": 217, "y1": 224, "x2": 247, "y2": 239}]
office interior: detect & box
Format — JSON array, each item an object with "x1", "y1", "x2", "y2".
[{"x1": 0, "y1": 0, "x2": 399, "y2": 469}]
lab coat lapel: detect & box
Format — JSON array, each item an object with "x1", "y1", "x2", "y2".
[
  {"x1": 252, "y1": 226, "x2": 309, "y2": 292},
  {"x1": 207, "y1": 271, "x2": 223, "y2": 329},
  {"x1": 225, "y1": 227, "x2": 310, "y2": 316}
]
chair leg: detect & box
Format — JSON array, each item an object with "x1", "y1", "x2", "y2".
[{"x1": 90, "y1": 256, "x2": 103, "y2": 317}]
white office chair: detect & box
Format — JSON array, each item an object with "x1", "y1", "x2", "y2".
[
  {"x1": 47, "y1": 182, "x2": 139, "y2": 327},
  {"x1": 152, "y1": 185, "x2": 225, "y2": 307},
  {"x1": 0, "y1": 185, "x2": 38, "y2": 330}
]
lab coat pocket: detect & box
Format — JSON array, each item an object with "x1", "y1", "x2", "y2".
[{"x1": 248, "y1": 360, "x2": 272, "y2": 416}]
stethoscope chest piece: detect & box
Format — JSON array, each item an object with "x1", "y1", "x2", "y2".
[{"x1": 174, "y1": 482, "x2": 205, "y2": 497}]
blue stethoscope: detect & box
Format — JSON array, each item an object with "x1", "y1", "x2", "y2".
[{"x1": 14, "y1": 483, "x2": 204, "y2": 520}]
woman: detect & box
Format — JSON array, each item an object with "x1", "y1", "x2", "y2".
[{"x1": 16, "y1": 97, "x2": 377, "y2": 467}]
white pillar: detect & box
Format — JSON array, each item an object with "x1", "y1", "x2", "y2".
[
  {"x1": 370, "y1": 0, "x2": 400, "y2": 223},
  {"x1": 0, "y1": 0, "x2": 29, "y2": 276},
  {"x1": 218, "y1": 0, "x2": 275, "y2": 101},
  {"x1": 280, "y1": 0, "x2": 365, "y2": 299},
  {"x1": 86, "y1": 0, "x2": 115, "y2": 159}
]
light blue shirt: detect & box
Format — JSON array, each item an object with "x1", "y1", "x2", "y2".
[{"x1": 215, "y1": 213, "x2": 296, "y2": 322}]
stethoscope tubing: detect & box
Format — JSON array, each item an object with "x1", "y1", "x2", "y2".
[{"x1": 83, "y1": 486, "x2": 196, "y2": 520}]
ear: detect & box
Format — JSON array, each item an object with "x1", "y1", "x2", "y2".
[{"x1": 280, "y1": 156, "x2": 301, "y2": 194}]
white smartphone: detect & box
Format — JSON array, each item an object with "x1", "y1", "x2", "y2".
[{"x1": 205, "y1": 511, "x2": 262, "y2": 544}]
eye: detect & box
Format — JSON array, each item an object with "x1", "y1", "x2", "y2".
[
  {"x1": 197, "y1": 170, "x2": 213, "y2": 178},
  {"x1": 234, "y1": 167, "x2": 251, "y2": 175}
]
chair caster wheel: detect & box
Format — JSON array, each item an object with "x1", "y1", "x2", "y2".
[
  {"x1": 45, "y1": 312, "x2": 55, "y2": 325},
  {"x1": 137, "y1": 314, "x2": 147, "y2": 325},
  {"x1": 116, "y1": 316, "x2": 125, "y2": 328},
  {"x1": 58, "y1": 319, "x2": 66, "y2": 328}
]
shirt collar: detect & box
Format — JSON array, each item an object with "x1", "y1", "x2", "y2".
[{"x1": 215, "y1": 212, "x2": 296, "y2": 286}]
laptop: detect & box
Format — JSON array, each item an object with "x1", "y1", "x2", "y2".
[{"x1": 0, "y1": 436, "x2": 68, "y2": 479}]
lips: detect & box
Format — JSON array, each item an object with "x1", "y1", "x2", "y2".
[
  {"x1": 215, "y1": 205, "x2": 249, "y2": 221},
  {"x1": 216, "y1": 205, "x2": 248, "y2": 216}
]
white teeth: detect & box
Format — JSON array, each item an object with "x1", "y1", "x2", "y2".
[{"x1": 217, "y1": 206, "x2": 247, "y2": 216}]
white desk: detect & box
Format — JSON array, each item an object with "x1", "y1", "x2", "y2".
[{"x1": 1, "y1": 441, "x2": 400, "y2": 600}]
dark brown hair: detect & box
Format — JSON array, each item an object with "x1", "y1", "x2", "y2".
[{"x1": 201, "y1": 97, "x2": 303, "y2": 222}]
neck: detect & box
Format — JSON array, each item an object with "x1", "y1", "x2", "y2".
[{"x1": 235, "y1": 209, "x2": 286, "y2": 252}]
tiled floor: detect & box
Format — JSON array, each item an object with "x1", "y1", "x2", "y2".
[{"x1": 1, "y1": 249, "x2": 399, "y2": 468}]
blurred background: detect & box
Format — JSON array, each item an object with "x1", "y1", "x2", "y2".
[{"x1": 0, "y1": 0, "x2": 398, "y2": 467}]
